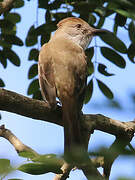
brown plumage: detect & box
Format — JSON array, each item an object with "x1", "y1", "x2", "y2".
[{"x1": 38, "y1": 17, "x2": 106, "y2": 153}]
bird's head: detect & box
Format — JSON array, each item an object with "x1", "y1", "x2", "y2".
[{"x1": 56, "y1": 17, "x2": 107, "y2": 49}]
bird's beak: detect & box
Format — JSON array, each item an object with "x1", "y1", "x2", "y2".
[{"x1": 91, "y1": 29, "x2": 109, "y2": 36}]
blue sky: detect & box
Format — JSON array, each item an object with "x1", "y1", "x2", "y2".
[{"x1": 0, "y1": 1, "x2": 135, "y2": 180}]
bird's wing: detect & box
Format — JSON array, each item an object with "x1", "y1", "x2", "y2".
[{"x1": 38, "y1": 43, "x2": 56, "y2": 108}]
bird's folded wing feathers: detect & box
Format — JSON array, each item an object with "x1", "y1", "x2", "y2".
[{"x1": 38, "y1": 44, "x2": 56, "y2": 108}]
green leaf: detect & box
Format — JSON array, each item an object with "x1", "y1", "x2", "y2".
[
  {"x1": 48, "y1": 0, "x2": 65, "y2": 10},
  {"x1": 87, "y1": 61, "x2": 94, "y2": 76},
  {"x1": 0, "y1": 159, "x2": 11, "y2": 174},
  {"x1": 1, "y1": 26, "x2": 16, "y2": 35},
  {"x1": 98, "y1": 63, "x2": 114, "y2": 76},
  {"x1": 28, "y1": 48, "x2": 39, "y2": 61},
  {"x1": 27, "y1": 79, "x2": 39, "y2": 95},
  {"x1": 0, "y1": 50, "x2": 7, "y2": 68},
  {"x1": 33, "y1": 154, "x2": 57, "y2": 163},
  {"x1": 28, "y1": 64, "x2": 38, "y2": 79},
  {"x1": 85, "y1": 47, "x2": 94, "y2": 75},
  {"x1": 97, "y1": 79, "x2": 113, "y2": 99},
  {"x1": 115, "y1": 13, "x2": 127, "y2": 27},
  {"x1": 3, "y1": 48, "x2": 20, "y2": 66},
  {"x1": 99, "y1": 31, "x2": 127, "y2": 53},
  {"x1": 114, "y1": 9, "x2": 135, "y2": 20},
  {"x1": 8, "y1": 179, "x2": 23, "y2": 180},
  {"x1": 129, "y1": 21, "x2": 135, "y2": 44},
  {"x1": 40, "y1": 32, "x2": 50, "y2": 45},
  {"x1": 95, "y1": 7, "x2": 106, "y2": 16},
  {"x1": 84, "y1": 79, "x2": 93, "y2": 104},
  {"x1": 19, "y1": 151, "x2": 39, "y2": 159},
  {"x1": 18, "y1": 161, "x2": 62, "y2": 175},
  {"x1": 0, "y1": 19, "x2": 13, "y2": 28},
  {"x1": 113, "y1": 23, "x2": 118, "y2": 35},
  {"x1": 89, "y1": 14, "x2": 96, "y2": 25},
  {"x1": 0, "y1": 40, "x2": 12, "y2": 48},
  {"x1": 127, "y1": 43, "x2": 135, "y2": 63},
  {"x1": 73, "y1": 2, "x2": 99, "y2": 14},
  {"x1": 2, "y1": 34, "x2": 23, "y2": 46},
  {"x1": 96, "y1": 16, "x2": 105, "y2": 29},
  {"x1": 25, "y1": 26, "x2": 37, "y2": 47},
  {"x1": 38, "y1": 0, "x2": 49, "y2": 9},
  {"x1": 117, "y1": 178, "x2": 135, "y2": 180},
  {"x1": 14, "y1": 0, "x2": 24, "y2": 8},
  {"x1": 5, "y1": 13, "x2": 21, "y2": 23},
  {"x1": 32, "y1": 90, "x2": 42, "y2": 100},
  {"x1": 45, "y1": 10, "x2": 51, "y2": 22},
  {"x1": 85, "y1": 47, "x2": 94, "y2": 61},
  {"x1": 107, "y1": 1, "x2": 135, "y2": 19},
  {"x1": 52, "y1": 12, "x2": 72, "y2": 21},
  {"x1": 0, "y1": 78, "x2": 5, "y2": 87},
  {"x1": 100, "y1": 47, "x2": 126, "y2": 68},
  {"x1": 34, "y1": 22, "x2": 56, "y2": 36}
]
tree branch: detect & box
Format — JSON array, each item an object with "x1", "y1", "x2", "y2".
[
  {"x1": 0, "y1": 88, "x2": 135, "y2": 139},
  {"x1": 0, "y1": 124, "x2": 39, "y2": 156},
  {"x1": 0, "y1": 124, "x2": 103, "y2": 180}
]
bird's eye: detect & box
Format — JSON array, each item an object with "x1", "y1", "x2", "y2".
[{"x1": 76, "y1": 24, "x2": 82, "y2": 28}]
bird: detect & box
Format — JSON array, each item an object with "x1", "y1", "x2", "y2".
[{"x1": 38, "y1": 17, "x2": 106, "y2": 155}]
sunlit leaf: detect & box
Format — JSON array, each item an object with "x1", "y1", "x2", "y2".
[
  {"x1": 19, "y1": 151, "x2": 39, "y2": 159},
  {"x1": 108, "y1": 1, "x2": 135, "y2": 19},
  {"x1": 97, "y1": 79, "x2": 113, "y2": 99},
  {"x1": 99, "y1": 31, "x2": 127, "y2": 53},
  {"x1": 28, "y1": 64, "x2": 38, "y2": 79},
  {"x1": 114, "y1": 9, "x2": 135, "y2": 20},
  {"x1": 3, "y1": 48, "x2": 20, "y2": 66},
  {"x1": 100, "y1": 47, "x2": 126, "y2": 68},
  {"x1": 98, "y1": 63, "x2": 114, "y2": 76},
  {"x1": 0, "y1": 159, "x2": 11, "y2": 174},
  {"x1": 84, "y1": 79, "x2": 93, "y2": 104},
  {"x1": 27, "y1": 79, "x2": 39, "y2": 95},
  {"x1": 33, "y1": 153, "x2": 55, "y2": 160},
  {"x1": 18, "y1": 161, "x2": 62, "y2": 175}
]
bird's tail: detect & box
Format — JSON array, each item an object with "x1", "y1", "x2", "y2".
[{"x1": 62, "y1": 96, "x2": 83, "y2": 154}]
